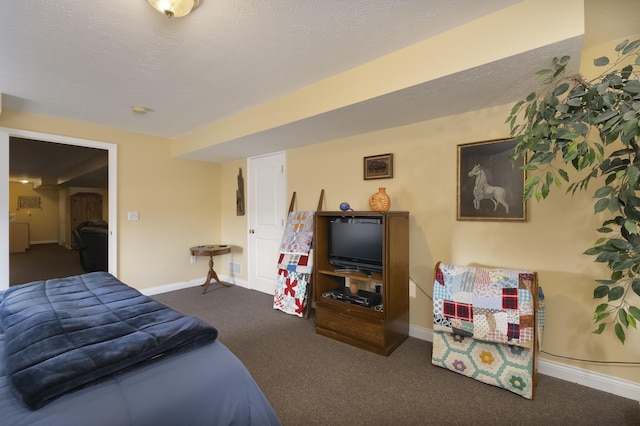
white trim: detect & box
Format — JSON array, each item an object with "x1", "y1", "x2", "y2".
[
  {"x1": 1, "y1": 128, "x2": 118, "y2": 289},
  {"x1": 141, "y1": 278, "x2": 205, "y2": 296},
  {"x1": 0, "y1": 130, "x2": 8, "y2": 286},
  {"x1": 537, "y1": 357, "x2": 640, "y2": 401},
  {"x1": 140, "y1": 274, "x2": 249, "y2": 296},
  {"x1": 409, "y1": 323, "x2": 433, "y2": 342},
  {"x1": 409, "y1": 324, "x2": 640, "y2": 401}
]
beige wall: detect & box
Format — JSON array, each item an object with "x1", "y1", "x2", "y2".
[
  {"x1": 9, "y1": 182, "x2": 109, "y2": 247},
  {"x1": 216, "y1": 159, "x2": 248, "y2": 282},
  {"x1": 213, "y1": 33, "x2": 640, "y2": 386},
  {"x1": 275, "y1": 35, "x2": 640, "y2": 385},
  {"x1": 116, "y1": 135, "x2": 222, "y2": 287},
  {"x1": 9, "y1": 182, "x2": 59, "y2": 242},
  {"x1": 279, "y1": 101, "x2": 639, "y2": 385},
  {"x1": 1, "y1": 110, "x2": 222, "y2": 288}
]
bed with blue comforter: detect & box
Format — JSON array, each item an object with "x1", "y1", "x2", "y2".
[{"x1": 0, "y1": 272, "x2": 281, "y2": 425}]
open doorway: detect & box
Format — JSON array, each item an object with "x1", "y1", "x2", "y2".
[
  {"x1": 0, "y1": 128, "x2": 118, "y2": 290},
  {"x1": 9, "y1": 138, "x2": 107, "y2": 285}
]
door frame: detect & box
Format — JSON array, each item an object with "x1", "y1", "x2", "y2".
[{"x1": 0, "y1": 127, "x2": 118, "y2": 289}]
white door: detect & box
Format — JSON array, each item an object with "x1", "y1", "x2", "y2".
[{"x1": 248, "y1": 152, "x2": 286, "y2": 295}]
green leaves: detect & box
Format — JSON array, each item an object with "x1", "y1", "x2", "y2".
[
  {"x1": 509, "y1": 38, "x2": 640, "y2": 344},
  {"x1": 523, "y1": 175, "x2": 539, "y2": 200},
  {"x1": 594, "y1": 285, "x2": 609, "y2": 299},
  {"x1": 615, "y1": 323, "x2": 625, "y2": 344},
  {"x1": 554, "y1": 83, "x2": 570, "y2": 96},
  {"x1": 593, "y1": 110, "x2": 618, "y2": 124},
  {"x1": 607, "y1": 286, "x2": 624, "y2": 301},
  {"x1": 626, "y1": 165, "x2": 640, "y2": 188},
  {"x1": 594, "y1": 198, "x2": 609, "y2": 213},
  {"x1": 593, "y1": 185, "x2": 614, "y2": 198},
  {"x1": 558, "y1": 168, "x2": 569, "y2": 183},
  {"x1": 624, "y1": 80, "x2": 640, "y2": 94}
]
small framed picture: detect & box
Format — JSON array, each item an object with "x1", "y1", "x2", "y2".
[
  {"x1": 457, "y1": 138, "x2": 526, "y2": 221},
  {"x1": 364, "y1": 153, "x2": 394, "y2": 180},
  {"x1": 17, "y1": 195, "x2": 42, "y2": 210}
]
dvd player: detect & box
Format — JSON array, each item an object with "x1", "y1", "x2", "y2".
[{"x1": 325, "y1": 288, "x2": 382, "y2": 308}]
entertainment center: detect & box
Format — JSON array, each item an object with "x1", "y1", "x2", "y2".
[{"x1": 313, "y1": 211, "x2": 409, "y2": 356}]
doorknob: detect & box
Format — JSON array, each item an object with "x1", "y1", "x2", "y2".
[{"x1": 249, "y1": 229, "x2": 255, "y2": 234}]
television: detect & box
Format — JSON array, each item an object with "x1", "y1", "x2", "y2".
[{"x1": 327, "y1": 216, "x2": 383, "y2": 274}]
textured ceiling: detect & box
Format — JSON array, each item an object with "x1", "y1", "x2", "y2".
[
  {"x1": 0, "y1": 0, "x2": 518, "y2": 138},
  {"x1": 3, "y1": 0, "x2": 639, "y2": 186},
  {"x1": 9, "y1": 137, "x2": 108, "y2": 189}
]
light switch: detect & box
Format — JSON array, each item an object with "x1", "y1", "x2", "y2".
[{"x1": 128, "y1": 211, "x2": 139, "y2": 221}]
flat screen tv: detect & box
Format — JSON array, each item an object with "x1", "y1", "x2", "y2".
[{"x1": 328, "y1": 217, "x2": 383, "y2": 274}]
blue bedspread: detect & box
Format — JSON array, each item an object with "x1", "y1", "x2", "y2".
[
  {"x1": 0, "y1": 338, "x2": 281, "y2": 426},
  {"x1": 0, "y1": 272, "x2": 218, "y2": 410}
]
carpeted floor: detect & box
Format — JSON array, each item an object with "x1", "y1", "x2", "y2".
[
  {"x1": 9, "y1": 243, "x2": 86, "y2": 286},
  {"x1": 11, "y1": 249, "x2": 637, "y2": 425},
  {"x1": 153, "y1": 283, "x2": 640, "y2": 426}
]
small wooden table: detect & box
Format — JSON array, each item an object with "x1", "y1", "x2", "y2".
[{"x1": 190, "y1": 245, "x2": 232, "y2": 294}]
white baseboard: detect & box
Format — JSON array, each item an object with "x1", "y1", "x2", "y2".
[
  {"x1": 537, "y1": 356, "x2": 640, "y2": 402},
  {"x1": 141, "y1": 274, "x2": 248, "y2": 296},
  {"x1": 141, "y1": 278, "x2": 203, "y2": 296},
  {"x1": 409, "y1": 324, "x2": 433, "y2": 342},
  {"x1": 409, "y1": 324, "x2": 640, "y2": 401}
]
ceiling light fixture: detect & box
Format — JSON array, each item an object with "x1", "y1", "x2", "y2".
[{"x1": 147, "y1": 0, "x2": 199, "y2": 18}]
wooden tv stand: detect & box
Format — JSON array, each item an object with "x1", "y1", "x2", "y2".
[{"x1": 313, "y1": 211, "x2": 409, "y2": 356}]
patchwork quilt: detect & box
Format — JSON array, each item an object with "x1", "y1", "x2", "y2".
[
  {"x1": 432, "y1": 331, "x2": 538, "y2": 399},
  {"x1": 431, "y1": 263, "x2": 544, "y2": 399},
  {"x1": 274, "y1": 211, "x2": 314, "y2": 317},
  {"x1": 279, "y1": 211, "x2": 314, "y2": 255}
]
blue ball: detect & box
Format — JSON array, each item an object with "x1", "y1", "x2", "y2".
[{"x1": 339, "y1": 202, "x2": 351, "y2": 211}]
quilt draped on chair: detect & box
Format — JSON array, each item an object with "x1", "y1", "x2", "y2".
[
  {"x1": 273, "y1": 211, "x2": 314, "y2": 317},
  {"x1": 431, "y1": 262, "x2": 545, "y2": 399}
]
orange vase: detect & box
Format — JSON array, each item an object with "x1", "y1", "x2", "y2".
[{"x1": 369, "y1": 187, "x2": 391, "y2": 212}]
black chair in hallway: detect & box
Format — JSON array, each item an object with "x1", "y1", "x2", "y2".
[{"x1": 73, "y1": 220, "x2": 108, "y2": 272}]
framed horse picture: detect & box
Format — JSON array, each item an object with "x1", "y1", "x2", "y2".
[{"x1": 457, "y1": 138, "x2": 526, "y2": 221}]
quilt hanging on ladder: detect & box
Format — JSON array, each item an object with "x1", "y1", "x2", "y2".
[{"x1": 273, "y1": 211, "x2": 314, "y2": 317}]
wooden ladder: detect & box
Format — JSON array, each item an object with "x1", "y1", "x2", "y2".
[{"x1": 286, "y1": 189, "x2": 324, "y2": 318}]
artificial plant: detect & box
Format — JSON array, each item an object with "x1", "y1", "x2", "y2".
[{"x1": 507, "y1": 38, "x2": 640, "y2": 344}]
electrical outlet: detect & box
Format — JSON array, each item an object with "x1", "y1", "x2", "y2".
[{"x1": 190, "y1": 255, "x2": 196, "y2": 264}]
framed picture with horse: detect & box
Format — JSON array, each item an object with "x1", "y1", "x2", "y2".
[{"x1": 457, "y1": 138, "x2": 526, "y2": 221}]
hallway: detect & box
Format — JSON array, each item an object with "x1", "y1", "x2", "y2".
[{"x1": 10, "y1": 243, "x2": 85, "y2": 286}]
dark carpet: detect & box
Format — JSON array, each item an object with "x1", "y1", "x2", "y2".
[
  {"x1": 9, "y1": 243, "x2": 86, "y2": 286},
  {"x1": 153, "y1": 284, "x2": 640, "y2": 426}
]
